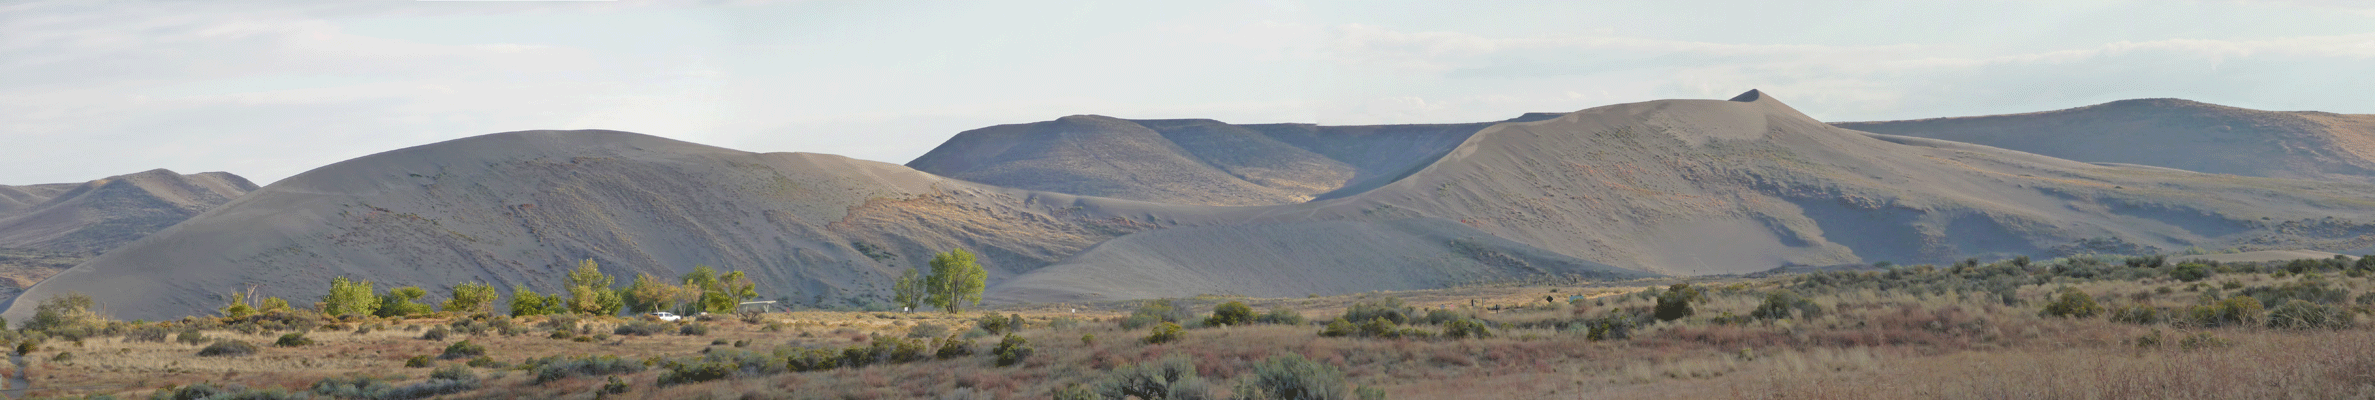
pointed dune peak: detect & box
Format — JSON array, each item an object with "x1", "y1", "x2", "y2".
[{"x1": 1729, "y1": 89, "x2": 1765, "y2": 102}]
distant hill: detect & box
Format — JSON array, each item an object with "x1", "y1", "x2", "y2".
[
  {"x1": 0, "y1": 169, "x2": 255, "y2": 291},
  {"x1": 1835, "y1": 99, "x2": 2375, "y2": 183},
  {"x1": 23, "y1": 91, "x2": 2375, "y2": 320},
  {"x1": 907, "y1": 115, "x2": 1545, "y2": 206},
  {"x1": 5, "y1": 130, "x2": 1630, "y2": 321}
]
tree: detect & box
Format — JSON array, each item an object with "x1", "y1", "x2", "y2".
[
  {"x1": 377, "y1": 286, "x2": 434, "y2": 318},
  {"x1": 443, "y1": 282, "x2": 499, "y2": 316},
  {"x1": 566, "y1": 259, "x2": 625, "y2": 315},
  {"x1": 510, "y1": 285, "x2": 562, "y2": 317},
  {"x1": 258, "y1": 297, "x2": 292, "y2": 315},
  {"x1": 892, "y1": 268, "x2": 926, "y2": 312},
  {"x1": 924, "y1": 249, "x2": 987, "y2": 313},
  {"x1": 221, "y1": 292, "x2": 257, "y2": 319},
  {"x1": 1206, "y1": 301, "x2": 1254, "y2": 326},
  {"x1": 322, "y1": 276, "x2": 382, "y2": 318},
  {"x1": 623, "y1": 273, "x2": 684, "y2": 314},
  {"x1": 27, "y1": 292, "x2": 101, "y2": 332}
]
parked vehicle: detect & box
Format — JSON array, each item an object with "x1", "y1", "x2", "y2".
[{"x1": 646, "y1": 312, "x2": 682, "y2": 322}]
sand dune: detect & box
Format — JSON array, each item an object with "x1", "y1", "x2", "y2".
[
  {"x1": 21, "y1": 91, "x2": 2375, "y2": 320},
  {"x1": 1836, "y1": 99, "x2": 2375, "y2": 183}
]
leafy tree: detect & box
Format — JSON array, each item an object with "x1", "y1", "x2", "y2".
[
  {"x1": 623, "y1": 273, "x2": 683, "y2": 314},
  {"x1": 258, "y1": 296, "x2": 292, "y2": 314},
  {"x1": 510, "y1": 285, "x2": 563, "y2": 317},
  {"x1": 681, "y1": 266, "x2": 720, "y2": 294},
  {"x1": 924, "y1": 249, "x2": 988, "y2": 313},
  {"x1": 28, "y1": 292, "x2": 102, "y2": 332},
  {"x1": 892, "y1": 268, "x2": 926, "y2": 312},
  {"x1": 443, "y1": 282, "x2": 499, "y2": 316},
  {"x1": 565, "y1": 259, "x2": 625, "y2": 315},
  {"x1": 376, "y1": 286, "x2": 434, "y2": 318},
  {"x1": 322, "y1": 276, "x2": 382, "y2": 318},
  {"x1": 221, "y1": 292, "x2": 257, "y2": 319}
]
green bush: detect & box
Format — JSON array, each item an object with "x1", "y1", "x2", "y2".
[
  {"x1": 977, "y1": 313, "x2": 1016, "y2": 334},
  {"x1": 1145, "y1": 322, "x2": 1186, "y2": 344},
  {"x1": 198, "y1": 340, "x2": 259, "y2": 357},
  {"x1": 421, "y1": 325, "x2": 451, "y2": 341},
  {"x1": 1750, "y1": 289, "x2": 1822, "y2": 320},
  {"x1": 993, "y1": 334, "x2": 1033, "y2": 367},
  {"x1": 2180, "y1": 332, "x2": 2231, "y2": 349},
  {"x1": 406, "y1": 355, "x2": 435, "y2": 368},
  {"x1": 1442, "y1": 318, "x2": 1492, "y2": 339},
  {"x1": 1318, "y1": 318, "x2": 1356, "y2": 337},
  {"x1": 2189, "y1": 296, "x2": 2266, "y2": 327},
  {"x1": 441, "y1": 340, "x2": 487, "y2": 359},
  {"x1": 2170, "y1": 263, "x2": 2213, "y2": 282},
  {"x1": 2108, "y1": 304, "x2": 2169, "y2": 325},
  {"x1": 2040, "y1": 288, "x2": 2103, "y2": 318},
  {"x1": 657, "y1": 361, "x2": 733, "y2": 387},
  {"x1": 2267, "y1": 299, "x2": 2350, "y2": 329},
  {"x1": 1583, "y1": 315, "x2": 1637, "y2": 341},
  {"x1": 528, "y1": 354, "x2": 647, "y2": 384},
  {"x1": 602, "y1": 376, "x2": 632, "y2": 395},
  {"x1": 678, "y1": 323, "x2": 710, "y2": 336},
  {"x1": 1239, "y1": 353, "x2": 1348, "y2": 400},
  {"x1": 1095, "y1": 355, "x2": 1210, "y2": 400},
  {"x1": 1207, "y1": 301, "x2": 1255, "y2": 327},
  {"x1": 176, "y1": 330, "x2": 208, "y2": 345},
  {"x1": 1259, "y1": 306, "x2": 1307, "y2": 325},
  {"x1": 274, "y1": 332, "x2": 314, "y2": 347},
  {"x1": 1123, "y1": 299, "x2": 1194, "y2": 329},
  {"x1": 1653, "y1": 284, "x2": 1705, "y2": 321},
  {"x1": 613, "y1": 321, "x2": 670, "y2": 336},
  {"x1": 1340, "y1": 298, "x2": 1412, "y2": 325},
  {"x1": 935, "y1": 335, "x2": 975, "y2": 360}
]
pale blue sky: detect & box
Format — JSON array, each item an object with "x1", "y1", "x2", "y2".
[{"x1": 4, "y1": 0, "x2": 2372, "y2": 185}]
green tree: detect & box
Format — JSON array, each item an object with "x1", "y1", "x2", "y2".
[
  {"x1": 565, "y1": 259, "x2": 625, "y2": 315},
  {"x1": 27, "y1": 292, "x2": 102, "y2": 332},
  {"x1": 924, "y1": 249, "x2": 988, "y2": 313},
  {"x1": 376, "y1": 286, "x2": 434, "y2": 318},
  {"x1": 1207, "y1": 301, "x2": 1254, "y2": 326},
  {"x1": 510, "y1": 285, "x2": 561, "y2": 317},
  {"x1": 258, "y1": 297, "x2": 292, "y2": 315},
  {"x1": 443, "y1": 282, "x2": 499, "y2": 316},
  {"x1": 322, "y1": 276, "x2": 382, "y2": 318},
  {"x1": 892, "y1": 268, "x2": 926, "y2": 312},
  {"x1": 623, "y1": 273, "x2": 683, "y2": 314},
  {"x1": 221, "y1": 292, "x2": 257, "y2": 319}
]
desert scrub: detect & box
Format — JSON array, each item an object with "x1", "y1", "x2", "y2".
[
  {"x1": 1122, "y1": 299, "x2": 1195, "y2": 329},
  {"x1": 993, "y1": 334, "x2": 1033, "y2": 367},
  {"x1": 274, "y1": 332, "x2": 314, "y2": 347},
  {"x1": 934, "y1": 335, "x2": 976, "y2": 359},
  {"x1": 679, "y1": 323, "x2": 711, "y2": 336},
  {"x1": 1145, "y1": 322, "x2": 1185, "y2": 344},
  {"x1": 1206, "y1": 301, "x2": 1254, "y2": 326},
  {"x1": 2266, "y1": 299, "x2": 2350, "y2": 329},
  {"x1": 1442, "y1": 318, "x2": 1493, "y2": 339},
  {"x1": 1238, "y1": 353, "x2": 1349, "y2": 400},
  {"x1": 1092, "y1": 355, "x2": 1211, "y2": 400},
  {"x1": 1259, "y1": 306, "x2": 1306, "y2": 325},
  {"x1": 2040, "y1": 288, "x2": 2103, "y2": 318},
  {"x1": 440, "y1": 339, "x2": 487, "y2": 359},
  {"x1": 528, "y1": 354, "x2": 647, "y2": 384},
  {"x1": 406, "y1": 355, "x2": 435, "y2": 368},
  {"x1": 175, "y1": 330, "x2": 208, "y2": 345},
  {"x1": 198, "y1": 340, "x2": 259, "y2": 357},
  {"x1": 613, "y1": 320, "x2": 670, "y2": 336},
  {"x1": 421, "y1": 325, "x2": 451, "y2": 340}
]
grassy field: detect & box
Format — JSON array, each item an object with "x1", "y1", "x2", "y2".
[{"x1": 12, "y1": 257, "x2": 2375, "y2": 399}]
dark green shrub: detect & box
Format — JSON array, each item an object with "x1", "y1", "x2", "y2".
[
  {"x1": 1207, "y1": 301, "x2": 1255, "y2": 327},
  {"x1": 1653, "y1": 284, "x2": 1705, "y2": 321},
  {"x1": 679, "y1": 323, "x2": 711, "y2": 336},
  {"x1": 441, "y1": 340, "x2": 487, "y2": 359},
  {"x1": 2180, "y1": 332, "x2": 2231, "y2": 349},
  {"x1": 2108, "y1": 304, "x2": 2169, "y2": 325},
  {"x1": 1584, "y1": 315, "x2": 1637, "y2": 341},
  {"x1": 421, "y1": 325, "x2": 450, "y2": 341},
  {"x1": 1055, "y1": 383, "x2": 1098, "y2": 400},
  {"x1": 160, "y1": 382, "x2": 304, "y2": 400},
  {"x1": 1122, "y1": 299, "x2": 1194, "y2": 329},
  {"x1": 1750, "y1": 290, "x2": 1822, "y2": 320},
  {"x1": 993, "y1": 334, "x2": 1033, "y2": 367},
  {"x1": 2040, "y1": 288, "x2": 2103, "y2": 318},
  {"x1": 274, "y1": 332, "x2": 314, "y2": 347},
  {"x1": 977, "y1": 313, "x2": 1014, "y2": 334},
  {"x1": 198, "y1": 340, "x2": 259, "y2": 357},
  {"x1": 176, "y1": 330, "x2": 208, "y2": 345},
  {"x1": 2133, "y1": 329, "x2": 2165, "y2": 349},
  {"x1": 2170, "y1": 263, "x2": 2213, "y2": 282},
  {"x1": 1240, "y1": 353, "x2": 1348, "y2": 400},
  {"x1": 1340, "y1": 298, "x2": 1412, "y2": 325},
  {"x1": 907, "y1": 323, "x2": 949, "y2": 339},
  {"x1": 1259, "y1": 307, "x2": 1306, "y2": 325},
  {"x1": 657, "y1": 361, "x2": 733, "y2": 386},
  {"x1": 1145, "y1": 322, "x2": 1185, "y2": 344},
  {"x1": 613, "y1": 321, "x2": 669, "y2": 336},
  {"x1": 467, "y1": 356, "x2": 507, "y2": 368},
  {"x1": 603, "y1": 376, "x2": 631, "y2": 394},
  {"x1": 528, "y1": 354, "x2": 646, "y2": 384},
  {"x1": 2188, "y1": 296, "x2": 2265, "y2": 327},
  {"x1": 1442, "y1": 318, "x2": 1492, "y2": 339},
  {"x1": 406, "y1": 355, "x2": 435, "y2": 368},
  {"x1": 1318, "y1": 318, "x2": 1356, "y2": 337},
  {"x1": 934, "y1": 335, "x2": 975, "y2": 359}
]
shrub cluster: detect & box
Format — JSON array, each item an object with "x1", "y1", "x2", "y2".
[
  {"x1": 527, "y1": 354, "x2": 647, "y2": 384},
  {"x1": 993, "y1": 334, "x2": 1034, "y2": 367},
  {"x1": 197, "y1": 340, "x2": 260, "y2": 357},
  {"x1": 1122, "y1": 299, "x2": 1197, "y2": 329},
  {"x1": 440, "y1": 340, "x2": 487, "y2": 360}
]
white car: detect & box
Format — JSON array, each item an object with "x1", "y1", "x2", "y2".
[{"x1": 647, "y1": 312, "x2": 682, "y2": 322}]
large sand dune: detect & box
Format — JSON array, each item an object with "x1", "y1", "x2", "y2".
[
  {"x1": 20, "y1": 91, "x2": 2375, "y2": 320},
  {"x1": 1836, "y1": 99, "x2": 2375, "y2": 183}
]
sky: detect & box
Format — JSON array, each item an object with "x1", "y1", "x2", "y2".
[{"x1": 3, "y1": 0, "x2": 2373, "y2": 185}]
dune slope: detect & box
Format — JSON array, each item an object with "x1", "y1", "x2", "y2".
[{"x1": 1835, "y1": 99, "x2": 2375, "y2": 183}]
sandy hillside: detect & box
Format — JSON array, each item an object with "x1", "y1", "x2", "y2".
[
  {"x1": 908, "y1": 115, "x2": 1538, "y2": 206},
  {"x1": 3, "y1": 130, "x2": 1623, "y2": 321},
  {"x1": 1343, "y1": 90, "x2": 2375, "y2": 275},
  {"x1": 1835, "y1": 99, "x2": 2375, "y2": 183},
  {"x1": 0, "y1": 169, "x2": 256, "y2": 293}
]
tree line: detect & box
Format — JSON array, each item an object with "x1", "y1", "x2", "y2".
[{"x1": 275, "y1": 259, "x2": 762, "y2": 319}]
